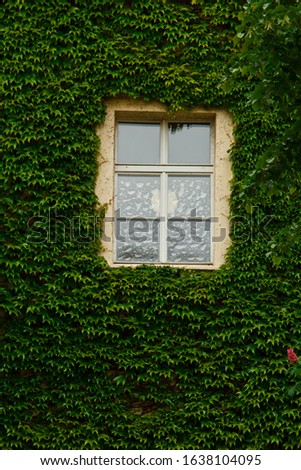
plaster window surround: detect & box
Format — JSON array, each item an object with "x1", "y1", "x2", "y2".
[{"x1": 96, "y1": 99, "x2": 233, "y2": 269}]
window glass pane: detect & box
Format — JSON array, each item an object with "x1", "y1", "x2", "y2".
[
  {"x1": 117, "y1": 123, "x2": 160, "y2": 164},
  {"x1": 167, "y1": 175, "x2": 211, "y2": 263},
  {"x1": 116, "y1": 175, "x2": 160, "y2": 262},
  {"x1": 167, "y1": 220, "x2": 210, "y2": 263},
  {"x1": 117, "y1": 175, "x2": 160, "y2": 218},
  {"x1": 116, "y1": 219, "x2": 160, "y2": 262},
  {"x1": 168, "y1": 175, "x2": 210, "y2": 218},
  {"x1": 168, "y1": 123, "x2": 210, "y2": 164}
]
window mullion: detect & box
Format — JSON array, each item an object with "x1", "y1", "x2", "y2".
[
  {"x1": 115, "y1": 164, "x2": 213, "y2": 173},
  {"x1": 210, "y1": 173, "x2": 214, "y2": 263},
  {"x1": 161, "y1": 120, "x2": 168, "y2": 164},
  {"x1": 160, "y1": 121, "x2": 168, "y2": 263},
  {"x1": 160, "y1": 172, "x2": 167, "y2": 263}
]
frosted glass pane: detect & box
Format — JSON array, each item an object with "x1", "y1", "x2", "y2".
[
  {"x1": 117, "y1": 175, "x2": 160, "y2": 218},
  {"x1": 168, "y1": 175, "x2": 210, "y2": 218},
  {"x1": 167, "y1": 220, "x2": 210, "y2": 262},
  {"x1": 116, "y1": 174, "x2": 160, "y2": 262},
  {"x1": 167, "y1": 175, "x2": 211, "y2": 263},
  {"x1": 168, "y1": 123, "x2": 210, "y2": 164},
  {"x1": 117, "y1": 123, "x2": 160, "y2": 164},
  {"x1": 116, "y1": 219, "x2": 160, "y2": 262}
]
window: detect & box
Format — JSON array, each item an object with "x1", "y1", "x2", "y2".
[
  {"x1": 116, "y1": 121, "x2": 213, "y2": 264},
  {"x1": 96, "y1": 99, "x2": 233, "y2": 269}
]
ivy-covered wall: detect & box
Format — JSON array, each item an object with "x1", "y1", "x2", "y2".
[{"x1": 2, "y1": 0, "x2": 300, "y2": 449}]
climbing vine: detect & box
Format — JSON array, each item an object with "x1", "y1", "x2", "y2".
[{"x1": 2, "y1": 0, "x2": 300, "y2": 450}]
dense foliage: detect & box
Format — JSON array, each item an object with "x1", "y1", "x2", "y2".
[
  {"x1": 1, "y1": 0, "x2": 301, "y2": 449},
  {"x1": 228, "y1": 0, "x2": 301, "y2": 261}
]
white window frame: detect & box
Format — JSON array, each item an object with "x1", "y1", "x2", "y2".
[
  {"x1": 115, "y1": 119, "x2": 214, "y2": 265},
  {"x1": 96, "y1": 99, "x2": 233, "y2": 269}
]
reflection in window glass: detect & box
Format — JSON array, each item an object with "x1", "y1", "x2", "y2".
[
  {"x1": 168, "y1": 123, "x2": 210, "y2": 164},
  {"x1": 117, "y1": 123, "x2": 160, "y2": 164}
]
